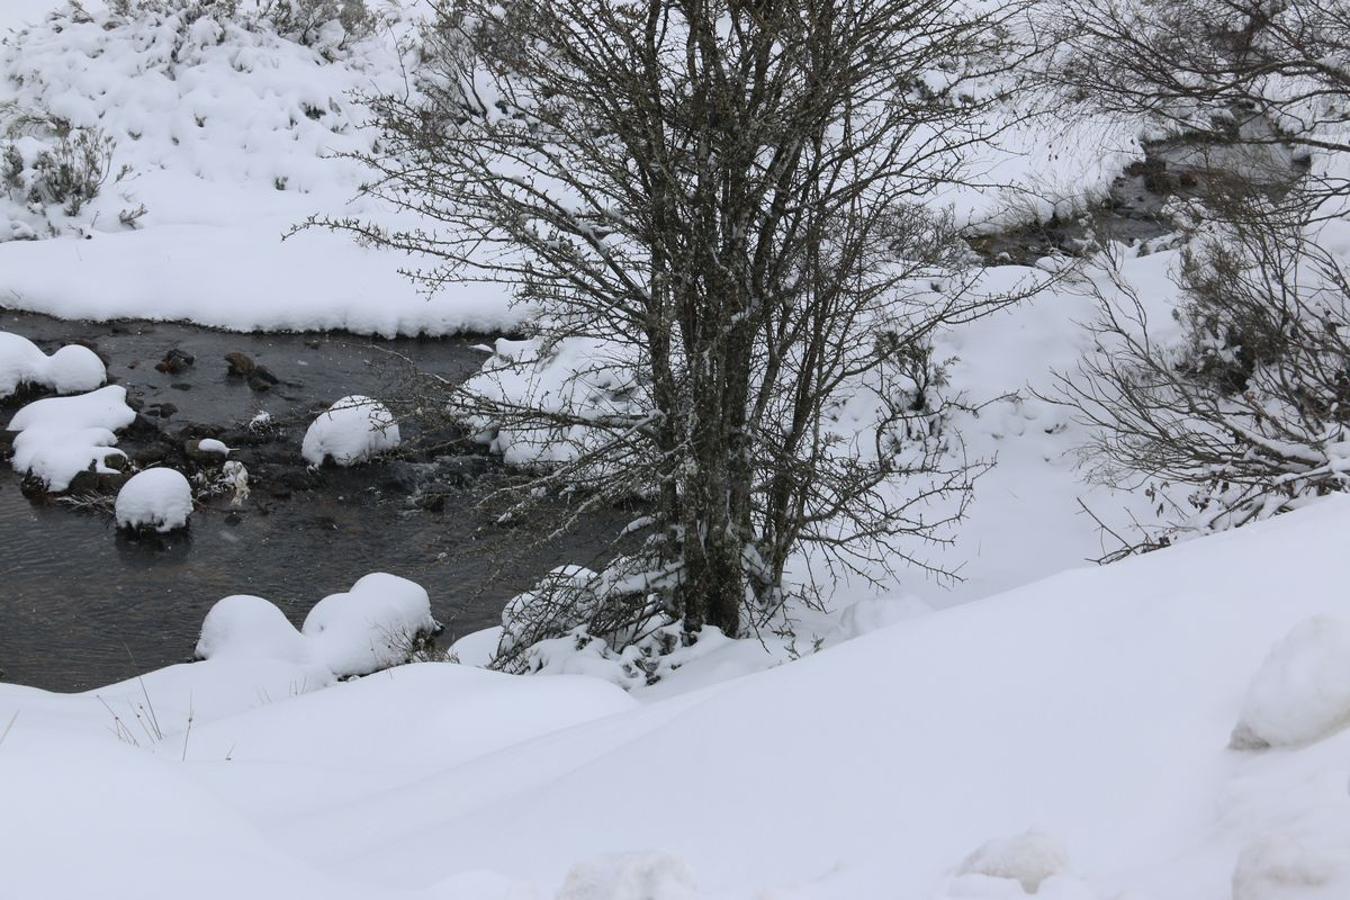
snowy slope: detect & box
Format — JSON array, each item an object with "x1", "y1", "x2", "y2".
[{"x1": 5, "y1": 496, "x2": 1350, "y2": 898}]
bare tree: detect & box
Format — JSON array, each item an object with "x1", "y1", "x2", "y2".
[{"x1": 320, "y1": 0, "x2": 1037, "y2": 652}]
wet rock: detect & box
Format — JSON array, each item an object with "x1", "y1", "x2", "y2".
[
  {"x1": 225, "y1": 352, "x2": 256, "y2": 377},
  {"x1": 305, "y1": 339, "x2": 321, "y2": 349},
  {"x1": 225, "y1": 511, "x2": 242, "y2": 526},
  {"x1": 67, "y1": 468, "x2": 128, "y2": 494},
  {"x1": 125, "y1": 414, "x2": 163, "y2": 440},
  {"x1": 133, "y1": 445, "x2": 168, "y2": 467},
  {"x1": 381, "y1": 461, "x2": 427, "y2": 493},
  {"x1": 170, "y1": 383, "x2": 192, "y2": 392},
  {"x1": 146, "y1": 402, "x2": 178, "y2": 420},
  {"x1": 435, "y1": 455, "x2": 491, "y2": 485},
  {"x1": 247, "y1": 366, "x2": 279, "y2": 393},
  {"x1": 155, "y1": 349, "x2": 195, "y2": 374},
  {"x1": 415, "y1": 491, "x2": 447, "y2": 513}
]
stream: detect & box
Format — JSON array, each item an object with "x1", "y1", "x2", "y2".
[{"x1": 0, "y1": 309, "x2": 624, "y2": 692}]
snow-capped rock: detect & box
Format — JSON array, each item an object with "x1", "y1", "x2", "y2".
[
  {"x1": 301, "y1": 573, "x2": 439, "y2": 677},
  {"x1": 1230, "y1": 616, "x2": 1350, "y2": 749},
  {"x1": 114, "y1": 468, "x2": 194, "y2": 532},
  {"x1": 196, "y1": 594, "x2": 309, "y2": 664},
  {"x1": 7, "y1": 385, "x2": 136, "y2": 491},
  {"x1": 0, "y1": 331, "x2": 106, "y2": 399},
  {"x1": 301, "y1": 395, "x2": 400, "y2": 466}
]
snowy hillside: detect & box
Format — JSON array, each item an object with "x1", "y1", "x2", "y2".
[{"x1": 4, "y1": 496, "x2": 1350, "y2": 898}]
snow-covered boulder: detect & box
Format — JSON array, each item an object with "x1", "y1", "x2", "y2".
[
  {"x1": 196, "y1": 595, "x2": 309, "y2": 664},
  {"x1": 957, "y1": 831, "x2": 1071, "y2": 894},
  {"x1": 115, "y1": 468, "x2": 194, "y2": 533},
  {"x1": 1230, "y1": 616, "x2": 1350, "y2": 749},
  {"x1": 7, "y1": 385, "x2": 135, "y2": 491},
  {"x1": 0, "y1": 332, "x2": 106, "y2": 399},
  {"x1": 302, "y1": 573, "x2": 439, "y2": 677},
  {"x1": 301, "y1": 395, "x2": 400, "y2": 466}
]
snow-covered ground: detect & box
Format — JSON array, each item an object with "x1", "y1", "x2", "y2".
[{"x1": 6, "y1": 496, "x2": 1350, "y2": 898}]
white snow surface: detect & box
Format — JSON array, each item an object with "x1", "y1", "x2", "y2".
[
  {"x1": 6, "y1": 384, "x2": 136, "y2": 490},
  {"x1": 6, "y1": 497, "x2": 1350, "y2": 897},
  {"x1": 0, "y1": 1, "x2": 525, "y2": 336},
  {"x1": 0, "y1": 331, "x2": 105, "y2": 398},
  {"x1": 114, "y1": 467, "x2": 194, "y2": 532},
  {"x1": 301, "y1": 394, "x2": 401, "y2": 467}
]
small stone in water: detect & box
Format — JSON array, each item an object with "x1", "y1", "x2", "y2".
[
  {"x1": 225, "y1": 352, "x2": 256, "y2": 377},
  {"x1": 155, "y1": 348, "x2": 195, "y2": 374}
]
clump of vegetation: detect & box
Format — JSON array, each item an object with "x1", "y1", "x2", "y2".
[
  {"x1": 0, "y1": 110, "x2": 141, "y2": 238},
  {"x1": 106, "y1": 0, "x2": 379, "y2": 54}
]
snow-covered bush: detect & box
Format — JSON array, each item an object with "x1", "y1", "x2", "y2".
[
  {"x1": 115, "y1": 468, "x2": 194, "y2": 533},
  {"x1": 7, "y1": 385, "x2": 135, "y2": 491},
  {"x1": 1058, "y1": 198, "x2": 1350, "y2": 542},
  {"x1": 301, "y1": 395, "x2": 400, "y2": 466},
  {"x1": 107, "y1": 0, "x2": 378, "y2": 53},
  {"x1": 0, "y1": 110, "x2": 137, "y2": 241},
  {"x1": 1230, "y1": 616, "x2": 1350, "y2": 750},
  {"x1": 0, "y1": 332, "x2": 105, "y2": 398},
  {"x1": 301, "y1": 573, "x2": 439, "y2": 677}
]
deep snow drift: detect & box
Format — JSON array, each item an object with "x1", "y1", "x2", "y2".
[{"x1": 5, "y1": 497, "x2": 1350, "y2": 898}]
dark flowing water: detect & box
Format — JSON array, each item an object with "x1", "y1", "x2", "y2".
[{"x1": 0, "y1": 309, "x2": 622, "y2": 692}]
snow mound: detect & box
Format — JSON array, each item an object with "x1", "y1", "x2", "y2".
[
  {"x1": 196, "y1": 574, "x2": 439, "y2": 678},
  {"x1": 114, "y1": 468, "x2": 193, "y2": 532},
  {"x1": 1230, "y1": 616, "x2": 1350, "y2": 749},
  {"x1": 556, "y1": 853, "x2": 698, "y2": 900},
  {"x1": 1233, "y1": 833, "x2": 1350, "y2": 900},
  {"x1": 195, "y1": 594, "x2": 308, "y2": 664},
  {"x1": 957, "y1": 831, "x2": 1071, "y2": 894},
  {"x1": 7, "y1": 384, "x2": 135, "y2": 490},
  {"x1": 301, "y1": 573, "x2": 439, "y2": 677},
  {"x1": 831, "y1": 593, "x2": 932, "y2": 642},
  {"x1": 0, "y1": 332, "x2": 105, "y2": 398},
  {"x1": 301, "y1": 395, "x2": 400, "y2": 466}
]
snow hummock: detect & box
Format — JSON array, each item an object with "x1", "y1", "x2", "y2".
[
  {"x1": 957, "y1": 831, "x2": 1071, "y2": 894},
  {"x1": 0, "y1": 331, "x2": 105, "y2": 398},
  {"x1": 556, "y1": 853, "x2": 699, "y2": 900},
  {"x1": 302, "y1": 573, "x2": 438, "y2": 677},
  {"x1": 197, "y1": 573, "x2": 440, "y2": 680},
  {"x1": 6, "y1": 384, "x2": 135, "y2": 490},
  {"x1": 301, "y1": 395, "x2": 400, "y2": 466},
  {"x1": 196, "y1": 594, "x2": 309, "y2": 665},
  {"x1": 114, "y1": 468, "x2": 194, "y2": 533},
  {"x1": 1229, "y1": 616, "x2": 1350, "y2": 750}
]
